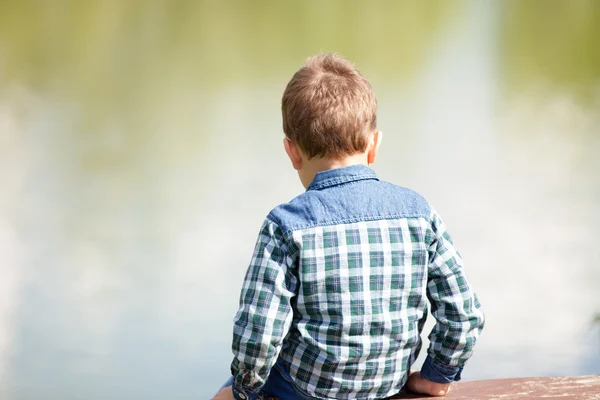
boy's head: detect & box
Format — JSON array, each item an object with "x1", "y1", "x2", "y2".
[{"x1": 281, "y1": 53, "x2": 381, "y2": 187}]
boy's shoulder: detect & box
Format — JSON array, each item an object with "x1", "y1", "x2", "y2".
[{"x1": 266, "y1": 179, "x2": 432, "y2": 235}]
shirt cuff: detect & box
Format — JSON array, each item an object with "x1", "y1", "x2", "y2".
[
  {"x1": 232, "y1": 372, "x2": 262, "y2": 400},
  {"x1": 420, "y1": 355, "x2": 463, "y2": 384}
]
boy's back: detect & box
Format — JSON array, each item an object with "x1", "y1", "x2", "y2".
[
  {"x1": 213, "y1": 53, "x2": 484, "y2": 400},
  {"x1": 232, "y1": 165, "x2": 484, "y2": 399}
]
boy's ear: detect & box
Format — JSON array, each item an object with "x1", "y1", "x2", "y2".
[
  {"x1": 283, "y1": 138, "x2": 303, "y2": 170},
  {"x1": 367, "y1": 131, "x2": 383, "y2": 164}
]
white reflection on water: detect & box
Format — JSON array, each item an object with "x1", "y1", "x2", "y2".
[{"x1": 0, "y1": 3, "x2": 599, "y2": 400}]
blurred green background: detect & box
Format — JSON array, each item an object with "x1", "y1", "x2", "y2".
[{"x1": 0, "y1": 1, "x2": 598, "y2": 399}]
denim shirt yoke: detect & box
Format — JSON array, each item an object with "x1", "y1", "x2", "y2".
[{"x1": 267, "y1": 164, "x2": 431, "y2": 235}]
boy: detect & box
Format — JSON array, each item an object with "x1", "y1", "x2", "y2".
[{"x1": 213, "y1": 53, "x2": 484, "y2": 400}]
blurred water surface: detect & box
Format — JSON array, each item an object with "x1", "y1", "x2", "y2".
[{"x1": 0, "y1": 1, "x2": 599, "y2": 399}]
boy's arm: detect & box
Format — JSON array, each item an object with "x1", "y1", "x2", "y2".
[
  {"x1": 230, "y1": 218, "x2": 297, "y2": 400},
  {"x1": 422, "y1": 208, "x2": 485, "y2": 384}
]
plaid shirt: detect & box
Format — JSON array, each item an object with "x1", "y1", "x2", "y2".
[{"x1": 231, "y1": 165, "x2": 484, "y2": 400}]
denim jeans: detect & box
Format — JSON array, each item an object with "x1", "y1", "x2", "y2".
[{"x1": 217, "y1": 363, "x2": 311, "y2": 400}]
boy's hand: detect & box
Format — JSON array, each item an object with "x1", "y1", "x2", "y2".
[
  {"x1": 406, "y1": 371, "x2": 451, "y2": 397},
  {"x1": 211, "y1": 386, "x2": 235, "y2": 400}
]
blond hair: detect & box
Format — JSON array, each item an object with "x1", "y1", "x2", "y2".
[{"x1": 282, "y1": 53, "x2": 377, "y2": 159}]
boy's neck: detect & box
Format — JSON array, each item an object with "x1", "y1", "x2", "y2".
[{"x1": 301, "y1": 152, "x2": 369, "y2": 189}]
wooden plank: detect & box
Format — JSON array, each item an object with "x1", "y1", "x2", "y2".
[{"x1": 394, "y1": 375, "x2": 600, "y2": 400}]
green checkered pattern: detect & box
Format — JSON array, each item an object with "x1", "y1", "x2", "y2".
[{"x1": 231, "y1": 209, "x2": 484, "y2": 399}]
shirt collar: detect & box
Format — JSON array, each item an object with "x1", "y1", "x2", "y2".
[{"x1": 307, "y1": 164, "x2": 379, "y2": 191}]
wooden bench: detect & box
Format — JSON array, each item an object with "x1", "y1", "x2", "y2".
[{"x1": 395, "y1": 375, "x2": 600, "y2": 399}]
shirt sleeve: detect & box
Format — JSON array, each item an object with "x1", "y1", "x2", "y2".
[
  {"x1": 230, "y1": 218, "x2": 298, "y2": 400},
  {"x1": 422, "y1": 207, "x2": 485, "y2": 384}
]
